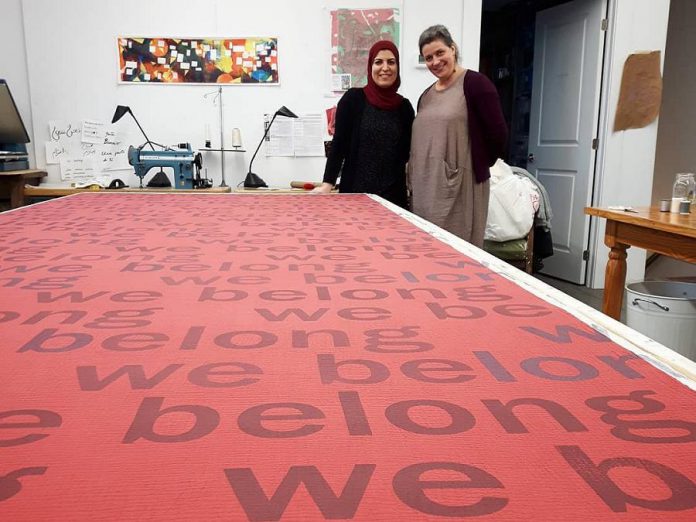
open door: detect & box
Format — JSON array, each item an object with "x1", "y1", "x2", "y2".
[{"x1": 527, "y1": 0, "x2": 606, "y2": 283}]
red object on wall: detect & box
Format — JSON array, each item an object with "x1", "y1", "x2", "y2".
[{"x1": 326, "y1": 106, "x2": 337, "y2": 136}]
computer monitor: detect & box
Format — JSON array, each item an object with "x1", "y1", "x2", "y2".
[{"x1": 0, "y1": 79, "x2": 30, "y2": 145}]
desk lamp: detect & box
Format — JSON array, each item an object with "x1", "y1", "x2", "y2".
[
  {"x1": 244, "y1": 106, "x2": 298, "y2": 188},
  {"x1": 111, "y1": 105, "x2": 164, "y2": 150}
]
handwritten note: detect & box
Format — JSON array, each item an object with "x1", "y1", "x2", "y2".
[
  {"x1": 82, "y1": 120, "x2": 107, "y2": 145},
  {"x1": 100, "y1": 130, "x2": 130, "y2": 171},
  {"x1": 59, "y1": 157, "x2": 98, "y2": 183},
  {"x1": 45, "y1": 142, "x2": 69, "y2": 164},
  {"x1": 46, "y1": 120, "x2": 132, "y2": 178},
  {"x1": 46, "y1": 120, "x2": 82, "y2": 165}
]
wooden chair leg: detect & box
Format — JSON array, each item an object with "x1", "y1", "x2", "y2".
[{"x1": 524, "y1": 225, "x2": 535, "y2": 274}]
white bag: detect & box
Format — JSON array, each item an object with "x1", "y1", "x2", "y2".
[{"x1": 485, "y1": 159, "x2": 538, "y2": 242}]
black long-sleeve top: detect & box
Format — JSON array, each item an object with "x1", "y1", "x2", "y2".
[{"x1": 323, "y1": 88, "x2": 415, "y2": 207}]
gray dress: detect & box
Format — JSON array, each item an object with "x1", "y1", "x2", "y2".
[{"x1": 409, "y1": 70, "x2": 490, "y2": 247}]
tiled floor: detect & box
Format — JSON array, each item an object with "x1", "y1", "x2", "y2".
[
  {"x1": 534, "y1": 272, "x2": 627, "y2": 323},
  {"x1": 535, "y1": 257, "x2": 695, "y2": 325}
]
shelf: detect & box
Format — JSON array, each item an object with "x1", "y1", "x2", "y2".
[{"x1": 199, "y1": 148, "x2": 246, "y2": 152}]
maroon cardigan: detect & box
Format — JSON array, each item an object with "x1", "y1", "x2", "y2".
[{"x1": 417, "y1": 70, "x2": 508, "y2": 183}]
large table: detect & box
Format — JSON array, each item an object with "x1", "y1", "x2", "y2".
[
  {"x1": 585, "y1": 206, "x2": 696, "y2": 319},
  {"x1": 23, "y1": 184, "x2": 231, "y2": 200},
  {"x1": 0, "y1": 169, "x2": 47, "y2": 208},
  {"x1": 2, "y1": 194, "x2": 696, "y2": 520}
]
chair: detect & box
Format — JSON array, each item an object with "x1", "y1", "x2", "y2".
[
  {"x1": 483, "y1": 219, "x2": 535, "y2": 273},
  {"x1": 483, "y1": 161, "x2": 539, "y2": 274}
]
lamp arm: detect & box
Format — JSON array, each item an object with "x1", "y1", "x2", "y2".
[
  {"x1": 247, "y1": 112, "x2": 278, "y2": 173},
  {"x1": 130, "y1": 112, "x2": 156, "y2": 151}
]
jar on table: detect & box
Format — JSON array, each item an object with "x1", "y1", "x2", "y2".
[
  {"x1": 671, "y1": 173, "x2": 694, "y2": 212},
  {"x1": 685, "y1": 173, "x2": 696, "y2": 202}
]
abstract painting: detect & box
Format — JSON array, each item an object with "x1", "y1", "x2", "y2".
[
  {"x1": 118, "y1": 37, "x2": 279, "y2": 84},
  {"x1": 330, "y1": 8, "x2": 399, "y2": 88}
]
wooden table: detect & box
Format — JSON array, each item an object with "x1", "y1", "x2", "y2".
[
  {"x1": 233, "y1": 187, "x2": 329, "y2": 194},
  {"x1": 0, "y1": 169, "x2": 47, "y2": 208},
  {"x1": 585, "y1": 206, "x2": 696, "y2": 319},
  {"x1": 24, "y1": 185, "x2": 231, "y2": 200}
]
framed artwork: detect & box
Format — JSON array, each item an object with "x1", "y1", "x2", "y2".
[
  {"x1": 330, "y1": 8, "x2": 400, "y2": 89},
  {"x1": 117, "y1": 37, "x2": 279, "y2": 84}
]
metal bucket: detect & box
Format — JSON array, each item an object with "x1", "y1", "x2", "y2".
[{"x1": 626, "y1": 281, "x2": 696, "y2": 361}]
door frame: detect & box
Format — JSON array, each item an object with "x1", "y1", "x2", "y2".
[
  {"x1": 587, "y1": 0, "x2": 671, "y2": 289},
  {"x1": 585, "y1": 0, "x2": 616, "y2": 287}
]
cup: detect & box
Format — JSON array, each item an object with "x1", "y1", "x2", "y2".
[
  {"x1": 204, "y1": 124, "x2": 212, "y2": 149},
  {"x1": 679, "y1": 200, "x2": 691, "y2": 215},
  {"x1": 659, "y1": 199, "x2": 670, "y2": 212},
  {"x1": 670, "y1": 197, "x2": 683, "y2": 213}
]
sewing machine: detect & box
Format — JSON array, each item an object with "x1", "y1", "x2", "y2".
[{"x1": 127, "y1": 143, "x2": 211, "y2": 189}]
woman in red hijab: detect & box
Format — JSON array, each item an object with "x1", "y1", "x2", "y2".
[{"x1": 314, "y1": 40, "x2": 414, "y2": 208}]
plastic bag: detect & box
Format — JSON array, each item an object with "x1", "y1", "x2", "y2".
[{"x1": 485, "y1": 159, "x2": 538, "y2": 242}]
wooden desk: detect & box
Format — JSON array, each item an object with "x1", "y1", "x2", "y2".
[
  {"x1": 585, "y1": 206, "x2": 696, "y2": 319},
  {"x1": 233, "y1": 187, "x2": 325, "y2": 194},
  {"x1": 24, "y1": 185, "x2": 231, "y2": 199},
  {"x1": 0, "y1": 169, "x2": 47, "y2": 208}
]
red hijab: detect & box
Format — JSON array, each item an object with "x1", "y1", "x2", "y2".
[{"x1": 363, "y1": 40, "x2": 403, "y2": 111}]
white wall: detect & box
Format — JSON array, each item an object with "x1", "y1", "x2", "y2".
[
  {"x1": 588, "y1": 0, "x2": 671, "y2": 288},
  {"x1": 0, "y1": 0, "x2": 35, "y2": 167},
  {"x1": 652, "y1": 0, "x2": 696, "y2": 205},
  {"x1": 461, "y1": 0, "x2": 483, "y2": 69},
  {"x1": 14, "y1": 0, "x2": 469, "y2": 189}
]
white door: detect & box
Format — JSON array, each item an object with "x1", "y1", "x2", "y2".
[{"x1": 527, "y1": 0, "x2": 606, "y2": 283}]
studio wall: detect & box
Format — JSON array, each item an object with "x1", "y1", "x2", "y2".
[
  {"x1": 653, "y1": 0, "x2": 696, "y2": 205},
  {"x1": 15, "y1": 0, "x2": 473, "y2": 188}
]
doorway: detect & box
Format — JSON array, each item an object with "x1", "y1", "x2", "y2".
[
  {"x1": 480, "y1": 0, "x2": 607, "y2": 284},
  {"x1": 480, "y1": 0, "x2": 570, "y2": 169}
]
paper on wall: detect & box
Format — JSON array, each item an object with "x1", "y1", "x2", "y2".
[
  {"x1": 265, "y1": 114, "x2": 325, "y2": 157},
  {"x1": 59, "y1": 157, "x2": 98, "y2": 182},
  {"x1": 331, "y1": 74, "x2": 351, "y2": 91},
  {"x1": 45, "y1": 141, "x2": 69, "y2": 164},
  {"x1": 293, "y1": 114, "x2": 325, "y2": 156},
  {"x1": 46, "y1": 120, "x2": 131, "y2": 175},
  {"x1": 614, "y1": 51, "x2": 663, "y2": 131},
  {"x1": 100, "y1": 130, "x2": 131, "y2": 171},
  {"x1": 46, "y1": 120, "x2": 82, "y2": 163},
  {"x1": 265, "y1": 115, "x2": 294, "y2": 157},
  {"x1": 82, "y1": 119, "x2": 107, "y2": 145}
]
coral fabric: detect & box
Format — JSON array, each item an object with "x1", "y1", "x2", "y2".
[{"x1": 1, "y1": 193, "x2": 695, "y2": 521}]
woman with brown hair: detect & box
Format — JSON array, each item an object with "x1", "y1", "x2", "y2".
[{"x1": 409, "y1": 25, "x2": 508, "y2": 246}]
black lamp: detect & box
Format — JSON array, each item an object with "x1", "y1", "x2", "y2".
[
  {"x1": 111, "y1": 105, "x2": 162, "y2": 150},
  {"x1": 244, "y1": 105, "x2": 298, "y2": 188}
]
